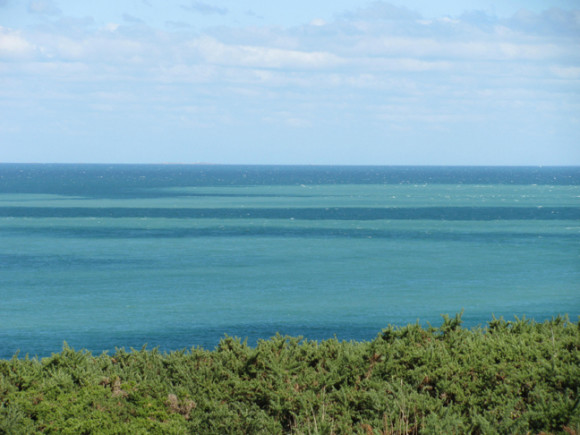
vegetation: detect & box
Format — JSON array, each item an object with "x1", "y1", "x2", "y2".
[{"x1": 0, "y1": 314, "x2": 578, "y2": 434}]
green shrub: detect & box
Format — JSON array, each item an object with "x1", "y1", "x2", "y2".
[{"x1": 0, "y1": 315, "x2": 578, "y2": 434}]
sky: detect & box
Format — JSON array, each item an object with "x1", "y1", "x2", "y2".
[{"x1": 0, "y1": 1, "x2": 579, "y2": 165}]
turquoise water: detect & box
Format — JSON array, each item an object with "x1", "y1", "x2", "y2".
[{"x1": 0, "y1": 165, "x2": 578, "y2": 358}]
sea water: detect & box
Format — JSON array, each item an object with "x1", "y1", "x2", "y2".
[{"x1": 0, "y1": 165, "x2": 578, "y2": 358}]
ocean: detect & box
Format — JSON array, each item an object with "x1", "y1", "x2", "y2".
[{"x1": 0, "y1": 164, "x2": 578, "y2": 358}]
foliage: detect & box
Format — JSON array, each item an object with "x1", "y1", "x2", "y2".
[{"x1": 0, "y1": 315, "x2": 578, "y2": 434}]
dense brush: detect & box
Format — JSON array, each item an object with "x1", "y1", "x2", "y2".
[{"x1": 0, "y1": 315, "x2": 578, "y2": 434}]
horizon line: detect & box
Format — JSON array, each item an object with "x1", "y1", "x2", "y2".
[{"x1": 1, "y1": 162, "x2": 579, "y2": 168}]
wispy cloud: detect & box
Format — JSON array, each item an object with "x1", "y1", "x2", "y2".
[
  {"x1": 190, "y1": 37, "x2": 344, "y2": 70},
  {"x1": 165, "y1": 21, "x2": 194, "y2": 30},
  {"x1": 1, "y1": 1, "x2": 579, "y2": 164},
  {"x1": 123, "y1": 14, "x2": 144, "y2": 24},
  {"x1": 245, "y1": 10, "x2": 263, "y2": 20},
  {"x1": 339, "y1": 2, "x2": 420, "y2": 21},
  {"x1": 508, "y1": 8, "x2": 580, "y2": 36},
  {"x1": 180, "y1": 1, "x2": 227, "y2": 16},
  {"x1": 5, "y1": 4, "x2": 578, "y2": 76},
  {"x1": 27, "y1": 0, "x2": 61, "y2": 15}
]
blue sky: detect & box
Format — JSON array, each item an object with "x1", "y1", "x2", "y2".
[{"x1": 1, "y1": 1, "x2": 579, "y2": 165}]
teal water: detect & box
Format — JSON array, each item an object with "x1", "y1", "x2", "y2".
[{"x1": 0, "y1": 165, "x2": 579, "y2": 358}]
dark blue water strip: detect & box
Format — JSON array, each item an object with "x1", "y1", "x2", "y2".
[
  {"x1": 0, "y1": 206, "x2": 578, "y2": 220},
  {"x1": 1, "y1": 164, "x2": 579, "y2": 200},
  {"x1": 0, "y1": 227, "x2": 577, "y2": 242}
]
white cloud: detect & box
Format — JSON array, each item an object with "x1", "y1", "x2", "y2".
[
  {"x1": 343, "y1": 34, "x2": 568, "y2": 62},
  {"x1": 28, "y1": 30, "x2": 148, "y2": 64},
  {"x1": 190, "y1": 37, "x2": 344, "y2": 70},
  {"x1": 0, "y1": 27, "x2": 35, "y2": 58},
  {"x1": 1, "y1": 2, "x2": 579, "y2": 164},
  {"x1": 155, "y1": 64, "x2": 217, "y2": 84},
  {"x1": 104, "y1": 23, "x2": 120, "y2": 32},
  {"x1": 364, "y1": 57, "x2": 450, "y2": 72},
  {"x1": 310, "y1": 19, "x2": 326, "y2": 27}
]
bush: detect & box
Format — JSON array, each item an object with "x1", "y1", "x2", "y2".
[{"x1": 0, "y1": 315, "x2": 578, "y2": 434}]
